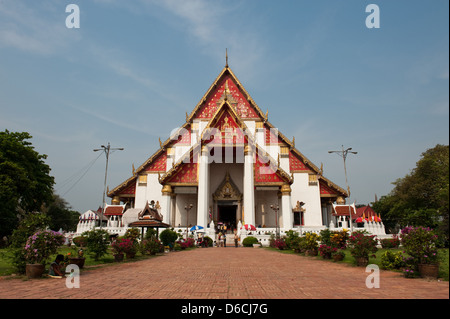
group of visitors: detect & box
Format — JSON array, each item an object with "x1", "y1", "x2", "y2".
[{"x1": 216, "y1": 230, "x2": 240, "y2": 248}]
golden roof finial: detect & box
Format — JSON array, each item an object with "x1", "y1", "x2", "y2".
[{"x1": 225, "y1": 48, "x2": 228, "y2": 68}]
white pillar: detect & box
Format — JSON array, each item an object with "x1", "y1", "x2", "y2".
[
  {"x1": 243, "y1": 145, "x2": 255, "y2": 226},
  {"x1": 197, "y1": 145, "x2": 209, "y2": 228},
  {"x1": 161, "y1": 185, "x2": 172, "y2": 224},
  {"x1": 281, "y1": 184, "x2": 293, "y2": 231}
]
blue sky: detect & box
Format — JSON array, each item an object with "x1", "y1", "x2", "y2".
[{"x1": 0, "y1": 0, "x2": 448, "y2": 214}]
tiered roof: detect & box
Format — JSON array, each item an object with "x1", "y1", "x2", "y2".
[{"x1": 108, "y1": 65, "x2": 347, "y2": 200}]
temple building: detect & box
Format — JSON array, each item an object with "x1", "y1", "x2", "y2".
[{"x1": 106, "y1": 62, "x2": 349, "y2": 234}]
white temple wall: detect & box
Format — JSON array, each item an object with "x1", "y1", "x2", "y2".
[
  {"x1": 291, "y1": 172, "x2": 322, "y2": 227},
  {"x1": 174, "y1": 193, "x2": 198, "y2": 227},
  {"x1": 255, "y1": 190, "x2": 280, "y2": 228},
  {"x1": 134, "y1": 178, "x2": 147, "y2": 209}
]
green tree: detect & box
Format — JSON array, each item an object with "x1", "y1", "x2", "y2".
[
  {"x1": 373, "y1": 144, "x2": 449, "y2": 244},
  {"x1": 0, "y1": 130, "x2": 55, "y2": 237},
  {"x1": 44, "y1": 194, "x2": 80, "y2": 232}
]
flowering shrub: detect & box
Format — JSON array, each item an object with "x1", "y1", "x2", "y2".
[
  {"x1": 348, "y1": 232, "x2": 378, "y2": 259},
  {"x1": 400, "y1": 226, "x2": 439, "y2": 264},
  {"x1": 380, "y1": 235, "x2": 400, "y2": 249},
  {"x1": 403, "y1": 267, "x2": 416, "y2": 278},
  {"x1": 177, "y1": 238, "x2": 196, "y2": 249},
  {"x1": 318, "y1": 245, "x2": 337, "y2": 258},
  {"x1": 302, "y1": 232, "x2": 320, "y2": 251},
  {"x1": 111, "y1": 237, "x2": 137, "y2": 255},
  {"x1": 23, "y1": 230, "x2": 65, "y2": 264},
  {"x1": 273, "y1": 238, "x2": 287, "y2": 250},
  {"x1": 140, "y1": 239, "x2": 162, "y2": 255},
  {"x1": 330, "y1": 230, "x2": 349, "y2": 249}
]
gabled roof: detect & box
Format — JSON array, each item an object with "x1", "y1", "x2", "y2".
[
  {"x1": 103, "y1": 203, "x2": 126, "y2": 216},
  {"x1": 355, "y1": 205, "x2": 377, "y2": 219},
  {"x1": 332, "y1": 203, "x2": 357, "y2": 217},
  {"x1": 109, "y1": 64, "x2": 347, "y2": 198},
  {"x1": 159, "y1": 99, "x2": 293, "y2": 186}
]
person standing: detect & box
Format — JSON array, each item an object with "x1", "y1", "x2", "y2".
[{"x1": 234, "y1": 231, "x2": 239, "y2": 248}]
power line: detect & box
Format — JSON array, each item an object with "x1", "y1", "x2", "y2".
[{"x1": 56, "y1": 152, "x2": 103, "y2": 197}]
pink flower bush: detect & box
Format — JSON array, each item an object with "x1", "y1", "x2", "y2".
[
  {"x1": 111, "y1": 237, "x2": 137, "y2": 254},
  {"x1": 23, "y1": 230, "x2": 65, "y2": 264}
]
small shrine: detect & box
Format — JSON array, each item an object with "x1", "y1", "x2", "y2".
[{"x1": 129, "y1": 201, "x2": 170, "y2": 239}]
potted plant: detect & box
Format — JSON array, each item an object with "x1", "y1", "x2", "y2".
[
  {"x1": 332, "y1": 250, "x2": 345, "y2": 262},
  {"x1": 141, "y1": 238, "x2": 162, "y2": 255},
  {"x1": 111, "y1": 237, "x2": 126, "y2": 261},
  {"x1": 67, "y1": 248, "x2": 86, "y2": 269},
  {"x1": 303, "y1": 232, "x2": 320, "y2": 256},
  {"x1": 400, "y1": 226, "x2": 440, "y2": 279},
  {"x1": 330, "y1": 229, "x2": 349, "y2": 249},
  {"x1": 318, "y1": 245, "x2": 336, "y2": 259},
  {"x1": 23, "y1": 230, "x2": 65, "y2": 278},
  {"x1": 348, "y1": 232, "x2": 378, "y2": 266}
]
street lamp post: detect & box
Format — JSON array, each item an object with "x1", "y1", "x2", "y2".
[
  {"x1": 270, "y1": 204, "x2": 280, "y2": 238},
  {"x1": 185, "y1": 204, "x2": 193, "y2": 240},
  {"x1": 94, "y1": 142, "x2": 124, "y2": 229},
  {"x1": 328, "y1": 145, "x2": 357, "y2": 233}
]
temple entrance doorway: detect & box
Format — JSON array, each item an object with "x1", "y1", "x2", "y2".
[{"x1": 218, "y1": 204, "x2": 237, "y2": 233}]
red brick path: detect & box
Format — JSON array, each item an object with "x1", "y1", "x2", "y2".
[{"x1": 0, "y1": 247, "x2": 448, "y2": 299}]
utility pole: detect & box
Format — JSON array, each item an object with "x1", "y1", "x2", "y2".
[
  {"x1": 94, "y1": 143, "x2": 124, "y2": 229},
  {"x1": 185, "y1": 204, "x2": 193, "y2": 240},
  {"x1": 328, "y1": 145, "x2": 357, "y2": 233},
  {"x1": 270, "y1": 204, "x2": 280, "y2": 239}
]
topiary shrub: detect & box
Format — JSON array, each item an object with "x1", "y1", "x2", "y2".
[
  {"x1": 242, "y1": 236, "x2": 259, "y2": 247},
  {"x1": 159, "y1": 229, "x2": 178, "y2": 248}
]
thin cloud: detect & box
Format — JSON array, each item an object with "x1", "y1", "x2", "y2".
[{"x1": 0, "y1": 1, "x2": 81, "y2": 55}]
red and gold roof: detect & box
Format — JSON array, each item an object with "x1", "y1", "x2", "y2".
[{"x1": 108, "y1": 64, "x2": 347, "y2": 199}]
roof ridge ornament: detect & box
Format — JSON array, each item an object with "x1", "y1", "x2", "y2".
[{"x1": 225, "y1": 48, "x2": 228, "y2": 68}]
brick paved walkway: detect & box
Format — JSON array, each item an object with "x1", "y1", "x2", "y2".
[{"x1": 0, "y1": 247, "x2": 448, "y2": 299}]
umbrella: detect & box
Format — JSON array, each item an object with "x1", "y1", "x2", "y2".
[
  {"x1": 241, "y1": 224, "x2": 256, "y2": 231},
  {"x1": 190, "y1": 225, "x2": 204, "y2": 232}
]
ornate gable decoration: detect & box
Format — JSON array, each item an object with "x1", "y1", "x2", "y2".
[
  {"x1": 289, "y1": 151, "x2": 309, "y2": 172},
  {"x1": 213, "y1": 171, "x2": 242, "y2": 201},
  {"x1": 254, "y1": 151, "x2": 290, "y2": 185},
  {"x1": 196, "y1": 75, "x2": 259, "y2": 120},
  {"x1": 138, "y1": 201, "x2": 163, "y2": 221},
  {"x1": 204, "y1": 104, "x2": 247, "y2": 146},
  {"x1": 319, "y1": 180, "x2": 338, "y2": 197},
  {"x1": 144, "y1": 152, "x2": 167, "y2": 172},
  {"x1": 166, "y1": 162, "x2": 198, "y2": 185}
]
